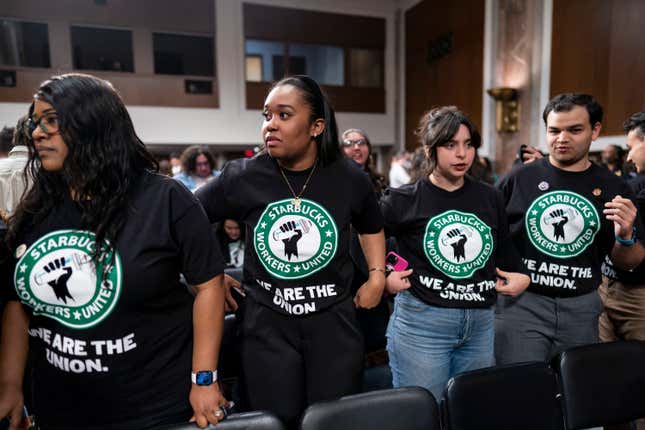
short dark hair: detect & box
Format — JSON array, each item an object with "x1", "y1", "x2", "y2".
[
  {"x1": 415, "y1": 106, "x2": 481, "y2": 173},
  {"x1": 271, "y1": 75, "x2": 341, "y2": 166},
  {"x1": 180, "y1": 145, "x2": 215, "y2": 174},
  {"x1": 0, "y1": 126, "x2": 14, "y2": 154},
  {"x1": 623, "y1": 111, "x2": 645, "y2": 139},
  {"x1": 542, "y1": 93, "x2": 603, "y2": 127}
]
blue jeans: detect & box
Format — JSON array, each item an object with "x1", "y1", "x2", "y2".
[{"x1": 386, "y1": 290, "x2": 495, "y2": 400}]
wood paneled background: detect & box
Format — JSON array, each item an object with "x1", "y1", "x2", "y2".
[
  {"x1": 550, "y1": 0, "x2": 645, "y2": 135},
  {"x1": 405, "y1": 0, "x2": 485, "y2": 150}
]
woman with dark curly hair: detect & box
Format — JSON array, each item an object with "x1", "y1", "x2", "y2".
[
  {"x1": 0, "y1": 74, "x2": 229, "y2": 429},
  {"x1": 174, "y1": 145, "x2": 219, "y2": 192}
]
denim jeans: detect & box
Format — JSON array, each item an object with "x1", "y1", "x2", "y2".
[{"x1": 386, "y1": 290, "x2": 495, "y2": 400}]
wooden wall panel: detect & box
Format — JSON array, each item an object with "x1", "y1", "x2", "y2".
[
  {"x1": 0, "y1": 0, "x2": 214, "y2": 34},
  {"x1": 243, "y1": 4, "x2": 385, "y2": 49},
  {"x1": 245, "y1": 82, "x2": 385, "y2": 113},
  {"x1": 0, "y1": 69, "x2": 219, "y2": 108},
  {"x1": 405, "y1": 0, "x2": 485, "y2": 150},
  {"x1": 550, "y1": 0, "x2": 645, "y2": 135}
]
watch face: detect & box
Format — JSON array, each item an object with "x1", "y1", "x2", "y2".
[{"x1": 196, "y1": 371, "x2": 213, "y2": 385}]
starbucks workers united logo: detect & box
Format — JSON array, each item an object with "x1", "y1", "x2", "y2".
[
  {"x1": 14, "y1": 230, "x2": 122, "y2": 329},
  {"x1": 424, "y1": 210, "x2": 493, "y2": 279},
  {"x1": 254, "y1": 198, "x2": 338, "y2": 280},
  {"x1": 525, "y1": 190, "x2": 600, "y2": 258}
]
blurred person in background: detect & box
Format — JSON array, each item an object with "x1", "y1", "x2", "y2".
[
  {"x1": 170, "y1": 152, "x2": 182, "y2": 176},
  {"x1": 0, "y1": 127, "x2": 13, "y2": 159},
  {"x1": 601, "y1": 143, "x2": 634, "y2": 178},
  {"x1": 215, "y1": 219, "x2": 245, "y2": 269},
  {"x1": 341, "y1": 128, "x2": 386, "y2": 195},
  {"x1": 174, "y1": 145, "x2": 220, "y2": 192},
  {"x1": 0, "y1": 119, "x2": 30, "y2": 219},
  {"x1": 388, "y1": 150, "x2": 411, "y2": 188}
]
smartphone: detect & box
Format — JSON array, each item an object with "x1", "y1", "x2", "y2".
[{"x1": 386, "y1": 251, "x2": 408, "y2": 272}]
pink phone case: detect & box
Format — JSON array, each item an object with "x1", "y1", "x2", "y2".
[{"x1": 386, "y1": 251, "x2": 409, "y2": 272}]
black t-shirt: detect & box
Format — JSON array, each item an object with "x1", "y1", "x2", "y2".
[
  {"x1": 601, "y1": 187, "x2": 645, "y2": 285},
  {"x1": 497, "y1": 157, "x2": 641, "y2": 297},
  {"x1": 2, "y1": 171, "x2": 224, "y2": 429},
  {"x1": 628, "y1": 173, "x2": 645, "y2": 196},
  {"x1": 195, "y1": 154, "x2": 383, "y2": 316},
  {"x1": 381, "y1": 177, "x2": 523, "y2": 308}
]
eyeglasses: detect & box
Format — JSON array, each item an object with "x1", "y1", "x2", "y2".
[
  {"x1": 24, "y1": 114, "x2": 60, "y2": 136},
  {"x1": 341, "y1": 139, "x2": 367, "y2": 147}
]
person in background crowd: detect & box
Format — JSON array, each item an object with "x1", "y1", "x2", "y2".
[
  {"x1": 215, "y1": 219, "x2": 245, "y2": 269},
  {"x1": 514, "y1": 144, "x2": 544, "y2": 166},
  {"x1": 0, "y1": 127, "x2": 13, "y2": 159},
  {"x1": 170, "y1": 152, "x2": 182, "y2": 176},
  {"x1": 158, "y1": 158, "x2": 173, "y2": 177},
  {"x1": 468, "y1": 154, "x2": 497, "y2": 185},
  {"x1": 174, "y1": 145, "x2": 220, "y2": 192},
  {"x1": 0, "y1": 119, "x2": 30, "y2": 219},
  {"x1": 388, "y1": 150, "x2": 411, "y2": 188},
  {"x1": 599, "y1": 110, "x2": 645, "y2": 430},
  {"x1": 196, "y1": 75, "x2": 385, "y2": 428},
  {"x1": 0, "y1": 74, "x2": 229, "y2": 430},
  {"x1": 340, "y1": 128, "x2": 390, "y2": 382},
  {"x1": 625, "y1": 112, "x2": 645, "y2": 196},
  {"x1": 601, "y1": 143, "x2": 634, "y2": 178},
  {"x1": 407, "y1": 146, "x2": 428, "y2": 183},
  {"x1": 340, "y1": 128, "x2": 387, "y2": 195},
  {"x1": 382, "y1": 106, "x2": 529, "y2": 399},
  {"x1": 495, "y1": 93, "x2": 645, "y2": 365}
]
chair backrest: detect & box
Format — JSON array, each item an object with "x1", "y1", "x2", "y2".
[
  {"x1": 554, "y1": 340, "x2": 645, "y2": 429},
  {"x1": 441, "y1": 362, "x2": 564, "y2": 430},
  {"x1": 300, "y1": 387, "x2": 440, "y2": 430},
  {"x1": 219, "y1": 313, "x2": 240, "y2": 379},
  {"x1": 159, "y1": 411, "x2": 285, "y2": 430}
]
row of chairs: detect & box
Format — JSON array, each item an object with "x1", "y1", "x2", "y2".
[{"x1": 164, "y1": 340, "x2": 645, "y2": 429}]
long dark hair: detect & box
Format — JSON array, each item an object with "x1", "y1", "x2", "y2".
[
  {"x1": 7, "y1": 73, "x2": 158, "y2": 266},
  {"x1": 268, "y1": 75, "x2": 341, "y2": 166}
]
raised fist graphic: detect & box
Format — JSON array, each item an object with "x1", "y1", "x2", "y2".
[
  {"x1": 43, "y1": 257, "x2": 74, "y2": 304},
  {"x1": 279, "y1": 221, "x2": 303, "y2": 261},
  {"x1": 446, "y1": 228, "x2": 468, "y2": 262},
  {"x1": 548, "y1": 209, "x2": 569, "y2": 241}
]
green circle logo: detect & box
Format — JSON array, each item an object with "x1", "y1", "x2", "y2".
[
  {"x1": 424, "y1": 210, "x2": 493, "y2": 279},
  {"x1": 525, "y1": 190, "x2": 600, "y2": 258},
  {"x1": 14, "y1": 230, "x2": 122, "y2": 329},
  {"x1": 253, "y1": 199, "x2": 338, "y2": 280}
]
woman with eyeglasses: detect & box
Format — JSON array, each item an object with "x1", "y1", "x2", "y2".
[
  {"x1": 174, "y1": 145, "x2": 220, "y2": 192},
  {"x1": 195, "y1": 75, "x2": 385, "y2": 427},
  {"x1": 340, "y1": 128, "x2": 390, "y2": 375},
  {"x1": 0, "y1": 73, "x2": 229, "y2": 429},
  {"x1": 382, "y1": 106, "x2": 529, "y2": 400},
  {"x1": 341, "y1": 128, "x2": 387, "y2": 195}
]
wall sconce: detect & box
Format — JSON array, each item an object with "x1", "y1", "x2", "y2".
[{"x1": 486, "y1": 87, "x2": 519, "y2": 133}]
